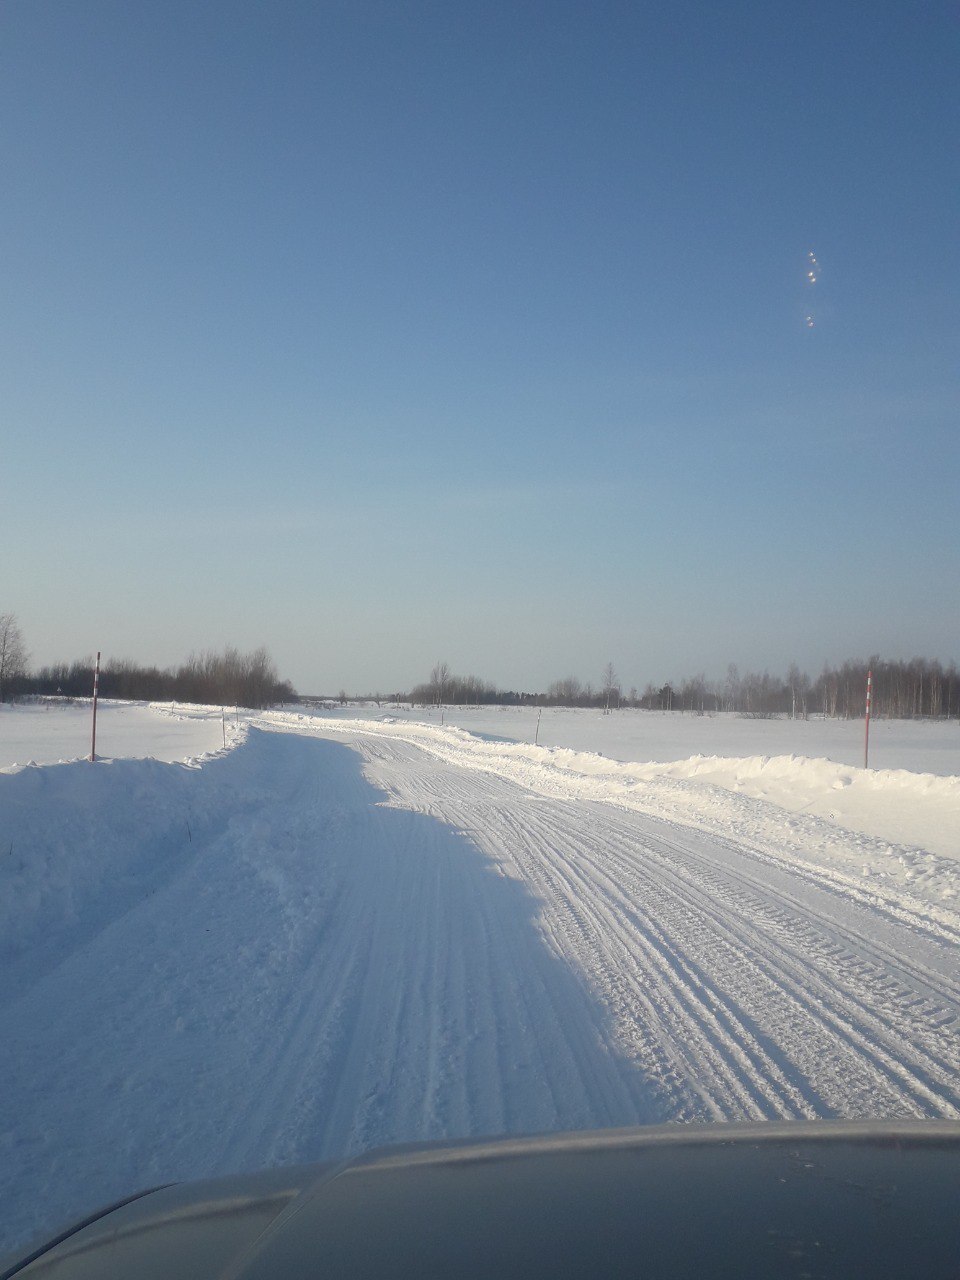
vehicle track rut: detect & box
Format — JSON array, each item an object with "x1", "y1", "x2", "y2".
[{"x1": 354, "y1": 729, "x2": 960, "y2": 1123}]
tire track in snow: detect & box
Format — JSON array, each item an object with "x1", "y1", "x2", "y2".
[
  {"x1": 214, "y1": 735, "x2": 662, "y2": 1175},
  {"x1": 310, "y1": 712, "x2": 960, "y2": 947},
  {"x1": 585, "y1": 820, "x2": 959, "y2": 1117},
  {"x1": 498, "y1": 806, "x2": 816, "y2": 1122},
  {"x1": 349, "y1": 728, "x2": 960, "y2": 1124},
  {"x1": 587, "y1": 814, "x2": 960, "y2": 1092}
]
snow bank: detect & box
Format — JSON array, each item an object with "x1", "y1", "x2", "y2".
[
  {"x1": 0, "y1": 732, "x2": 249, "y2": 1004},
  {"x1": 638, "y1": 751, "x2": 960, "y2": 864}
]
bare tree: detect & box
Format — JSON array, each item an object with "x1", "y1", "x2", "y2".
[
  {"x1": 547, "y1": 676, "x2": 583, "y2": 706},
  {"x1": 245, "y1": 645, "x2": 279, "y2": 709},
  {"x1": 601, "y1": 662, "x2": 620, "y2": 711},
  {"x1": 786, "y1": 663, "x2": 809, "y2": 720},
  {"x1": 0, "y1": 613, "x2": 28, "y2": 702},
  {"x1": 430, "y1": 660, "x2": 450, "y2": 706},
  {"x1": 722, "y1": 663, "x2": 740, "y2": 713},
  {"x1": 680, "y1": 672, "x2": 707, "y2": 715}
]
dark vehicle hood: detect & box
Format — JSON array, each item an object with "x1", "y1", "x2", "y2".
[{"x1": 4, "y1": 1120, "x2": 960, "y2": 1278}]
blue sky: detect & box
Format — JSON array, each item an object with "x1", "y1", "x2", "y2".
[{"x1": 2, "y1": 0, "x2": 957, "y2": 695}]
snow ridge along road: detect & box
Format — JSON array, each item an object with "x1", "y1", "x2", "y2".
[{"x1": 3, "y1": 717, "x2": 959, "y2": 1253}]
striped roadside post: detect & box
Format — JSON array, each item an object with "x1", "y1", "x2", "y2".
[
  {"x1": 863, "y1": 669, "x2": 872, "y2": 769},
  {"x1": 90, "y1": 651, "x2": 101, "y2": 762}
]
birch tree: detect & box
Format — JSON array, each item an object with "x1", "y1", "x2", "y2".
[{"x1": 0, "y1": 613, "x2": 28, "y2": 702}]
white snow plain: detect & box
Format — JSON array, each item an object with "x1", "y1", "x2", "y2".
[
  {"x1": 2, "y1": 701, "x2": 959, "y2": 1255},
  {"x1": 0, "y1": 698, "x2": 233, "y2": 769}
]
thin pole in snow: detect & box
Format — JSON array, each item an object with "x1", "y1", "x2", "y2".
[
  {"x1": 535, "y1": 708, "x2": 542, "y2": 746},
  {"x1": 221, "y1": 706, "x2": 226, "y2": 749},
  {"x1": 864, "y1": 669, "x2": 873, "y2": 769},
  {"x1": 90, "y1": 651, "x2": 101, "y2": 762}
]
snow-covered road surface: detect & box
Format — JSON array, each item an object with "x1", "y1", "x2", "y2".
[
  {"x1": 353, "y1": 728, "x2": 960, "y2": 1117},
  {"x1": 3, "y1": 723, "x2": 959, "y2": 1253}
]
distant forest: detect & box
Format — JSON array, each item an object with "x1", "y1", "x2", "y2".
[
  {"x1": 399, "y1": 657, "x2": 960, "y2": 720},
  {"x1": 2, "y1": 604, "x2": 957, "y2": 720},
  {"x1": 23, "y1": 647, "x2": 295, "y2": 710}
]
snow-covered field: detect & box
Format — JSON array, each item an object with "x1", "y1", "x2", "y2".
[
  {"x1": 0, "y1": 698, "x2": 234, "y2": 768},
  {"x1": 2, "y1": 701, "x2": 959, "y2": 1255}
]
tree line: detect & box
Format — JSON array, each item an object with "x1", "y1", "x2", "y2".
[
  {"x1": 626, "y1": 658, "x2": 960, "y2": 719},
  {"x1": 0, "y1": 613, "x2": 295, "y2": 708},
  {"x1": 4, "y1": 608, "x2": 957, "y2": 720},
  {"x1": 402, "y1": 657, "x2": 960, "y2": 720},
  {"x1": 408, "y1": 662, "x2": 506, "y2": 707},
  {"x1": 35, "y1": 648, "x2": 295, "y2": 709}
]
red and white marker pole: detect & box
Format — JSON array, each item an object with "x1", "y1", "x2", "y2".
[
  {"x1": 90, "y1": 651, "x2": 101, "y2": 762},
  {"x1": 863, "y1": 668, "x2": 872, "y2": 770}
]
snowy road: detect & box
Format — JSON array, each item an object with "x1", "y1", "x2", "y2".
[
  {"x1": 3, "y1": 723, "x2": 959, "y2": 1252},
  {"x1": 357, "y1": 729, "x2": 960, "y2": 1118}
]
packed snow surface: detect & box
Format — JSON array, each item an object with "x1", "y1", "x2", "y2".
[{"x1": 2, "y1": 701, "x2": 959, "y2": 1254}]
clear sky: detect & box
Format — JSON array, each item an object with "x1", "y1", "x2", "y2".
[{"x1": 2, "y1": 0, "x2": 957, "y2": 695}]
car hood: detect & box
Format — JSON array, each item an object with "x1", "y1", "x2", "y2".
[{"x1": 4, "y1": 1120, "x2": 960, "y2": 1278}]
